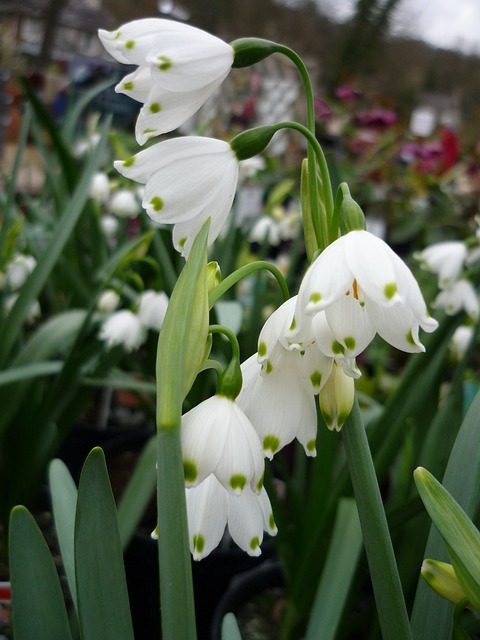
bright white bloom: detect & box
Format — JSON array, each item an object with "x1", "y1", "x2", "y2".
[
  {"x1": 89, "y1": 172, "x2": 110, "y2": 204},
  {"x1": 181, "y1": 395, "x2": 264, "y2": 495},
  {"x1": 249, "y1": 216, "x2": 282, "y2": 246},
  {"x1": 319, "y1": 363, "x2": 355, "y2": 431},
  {"x1": 414, "y1": 241, "x2": 467, "y2": 287},
  {"x1": 450, "y1": 325, "x2": 474, "y2": 361},
  {"x1": 115, "y1": 137, "x2": 239, "y2": 257},
  {"x1": 98, "y1": 19, "x2": 234, "y2": 144},
  {"x1": 185, "y1": 474, "x2": 277, "y2": 560},
  {"x1": 99, "y1": 309, "x2": 146, "y2": 351},
  {"x1": 237, "y1": 297, "x2": 333, "y2": 458},
  {"x1": 289, "y1": 231, "x2": 438, "y2": 363},
  {"x1": 6, "y1": 254, "x2": 37, "y2": 290},
  {"x1": 97, "y1": 289, "x2": 120, "y2": 313},
  {"x1": 137, "y1": 289, "x2": 169, "y2": 331},
  {"x1": 108, "y1": 189, "x2": 141, "y2": 218},
  {"x1": 433, "y1": 279, "x2": 479, "y2": 321}
]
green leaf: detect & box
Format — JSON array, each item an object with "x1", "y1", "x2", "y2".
[
  {"x1": 117, "y1": 435, "x2": 157, "y2": 550},
  {"x1": 411, "y1": 391, "x2": 480, "y2": 640},
  {"x1": 414, "y1": 467, "x2": 480, "y2": 612},
  {"x1": 0, "y1": 361, "x2": 62, "y2": 386},
  {"x1": 9, "y1": 506, "x2": 73, "y2": 640},
  {"x1": 75, "y1": 447, "x2": 134, "y2": 640},
  {"x1": 305, "y1": 498, "x2": 363, "y2": 640},
  {"x1": 49, "y1": 459, "x2": 78, "y2": 609},
  {"x1": 221, "y1": 612, "x2": 243, "y2": 640}
]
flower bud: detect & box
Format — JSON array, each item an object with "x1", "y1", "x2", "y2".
[
  {"x1": 319, "y1": 363, "x2": 355, "y2": 431},
  {"x1": 230, "y1": 125, "x2": 277, "y2": 161},
  {"x1": 207, "y1": 261, "x2": 221, "y2": 292},
  {"x1": 218, "y1": 354, "x2": 243, "y2": 400},
  {"x1": 230, "y1": 38, "x2": 278, "y2": 68},
  {"x1": 337, "y1": 183, "x2": 366, "y2": 234},
  {"x1": 421, "y1": 559, "x2": 468, "y2": 606}
]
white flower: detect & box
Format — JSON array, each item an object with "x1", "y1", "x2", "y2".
[
  {"x1": 89, "y1": 172, "x2": 110, "y2": 204},
  {"x1": 108, "y1": 189, "x2": 141, "y2": 218},
  {"x1": 6, "y1": 254, "x2": 37, "y2": 290},
  {"x1": 115, "y1": 137, "x2": 239, "y2": 257},
  {"x1": 99, "y1": 309, "x2": 146, "y2": 351},
  {"x1": 290, "y1": 230, "x2": 438, "y2": 361},
  {"x1": 100, "y1": 214, "x2": 119, "y2": 246},
  {"x1": 98, "y1": 19, "x2": 234, "y2": 144},
  {"x1": 97, "y1": 289, "x2": 120, "y2": 313},
  {"x1": 450, "y1": 325, "x2": 475, "y2": 361},
  {"x1": 237, "y1": 297, "x2": 333, "y2": 458},
  {"x1": 137, "y1": 289, "x2": 169, "y2": 331},
  {"x1": 433, "y1": 279, "x2": 479, "y2": 321},
  {"x1": 181, "y1": 395, "x2": 264, "y2": 496},
  {"x1": 414, "y1": 241, "x2": 467, "y2": 287},
  {"x1": 4, "y1": 294, "x2": 41, "y2": 323},
  {"x1": 249, "y1": 216, "x2": 282, "y2": 246},
  {"x1": 185, "y1": 474, "x2": 277, "y2": 560}
]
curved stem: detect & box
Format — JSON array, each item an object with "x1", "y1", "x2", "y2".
[
  {"x1": 208, "y1": 324, "x2": 241, "y2": 363},
  {"x1": 208, "y1": 260, "x2": 290, "y2": 307}
]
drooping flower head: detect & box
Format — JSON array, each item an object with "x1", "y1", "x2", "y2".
[
  {"x1": 99, "y1": 309, "x2": 146, "y2": 351},
  {"x1": 98, "y1": 19, "x2": 234, "y2": 144},
  {"x1": 115, "y1": 137, "x2": 239, "y2": 257},
  {"x1": 288, "y1": 230, "x2": 438, "y2": 368},
  {"x1": 414, "y1": 241, "x2": 468, "y2": 288}
]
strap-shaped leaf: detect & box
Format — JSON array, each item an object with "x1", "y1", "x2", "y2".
[
  {"x1": 9, "y1": 506, "x2": 73, "y2": 640},
  {"x1": 75, "y1": 448, "x2": 134, "y2": 640}
]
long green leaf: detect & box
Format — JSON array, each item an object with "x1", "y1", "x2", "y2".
[
  {"x1": 305, "y1": 498, "x2": 363, "y2": 640},
  {"x1": 49, "y1": 459, "x2": 79, "y2": 609},
  {"x1": 117, "y1": 435, "x2": 157, "y2": 550},
  {"x1": 9, "y1": 506, "x2": 73, "y2": 640},
  {"x1": 75, "y1": 447, "x2": 134, "y2": 640},
  {"x1": 0, "y1": 361, "x2": 62, "y2": 386},
  {"x1": 411, "y1": 390, "x2": 480, "y2": 639}
]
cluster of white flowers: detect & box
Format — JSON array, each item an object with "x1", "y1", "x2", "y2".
[
  {"x1": 99, "y1": 19, "x2": 439, "y2": 562},
  {"x1": 415, "y1": 238, "x2": 479, "y2": 322},
  {"x1": 98, "y1": 288, "x2": 169, "y2": 351}
]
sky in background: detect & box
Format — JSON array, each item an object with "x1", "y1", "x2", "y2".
[{"x1": 318, "y1": 0, "x2": 480, "y2": 55}]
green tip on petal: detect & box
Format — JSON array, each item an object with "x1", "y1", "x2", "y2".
[
  {"x1": 256, "y1": 472, "x2": 265, "y2": 492},
  {"x1": 250, "y1": 536, "x2": 260, "y2": 551},
  {"x1": 406, "y1": 329, "x2": 416, "y2": 346},
  {"x1": 183, "y1": 460, "x2": 198, "y2": 483},
  {"x1": 193, "y1": 534, "x2": 205, "y2": 554},
  {"x1": 310, "y1": 292, "x2": 322, "y2": 304},
  {"x1": 178, "y1": 237, "x2": 187, "y2": 249},
  {"x1": 125, "y1": 40, "x2": 135, "y2": 49},
  {"x1": 306, "y1": 439, "x2": 316, "y2": 452},
  {"x1": 310, "y1": 370, "x2": 322, "y2": 388},
  {"x1": 123, "y1": 156, "x2": 136, "y2": 167},
  {"x1": 332, "y1": 340, "x2": 345, "y2": 355},
  {"x1": 149, "y1": 102, "x2": 161, "y2": 114},
  {"x1": 149, "y1": 196, "x2": 164, "y2": 212},
  {"x1": 265, "y1": 360, "x2": 273, "y2": 374},
  {"x1": 123, "y1": 81, "x2": 134, "y2": 91},
  {"x1": 289, "y1": 316, "x2": 297, "y2": 331},
  {"x1": 230, "y1": 474, "x2": 247, "y2": 492},
  {"x1": 384, "y1": 282, "x2": 398, "y2": 300},
  {"x1": 263, "y1": 435, "x2": 280, "y2": 455},
  {"x1": 258, "y1": 340, "x2": 267, "y2": 357},
  {"x1": 269, "y1": 513, "x2": 276, "y2": 530},
  {"x1": 157, "y1": 55, "x2": 173, "y2": 71},
  {"x1": 344, "y1": 336, "x2": 356, "y2": 351}
]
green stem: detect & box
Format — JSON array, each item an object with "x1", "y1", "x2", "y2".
[
  {"x1": 208, "y1": 260, "x2": 289, "y2": 307},
  {"x1": 209, "y1": 324, "x2": 241, "y2": 362},
  {"x1": 342, "y1": 398, "x2": 412, "y2": 640},
  {"x1": 156, "y1": 425, "x2": 197, "y2": 640}
]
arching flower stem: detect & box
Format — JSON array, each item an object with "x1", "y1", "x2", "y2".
[{"x1": 208, "y1": 260, "x2": 290, "y2": 308}]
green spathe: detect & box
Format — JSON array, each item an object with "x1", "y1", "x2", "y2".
[
  {"x1": 156, "y1": 220, "x2": 210, "y2": 428},
  {"x1": 230, "y1": 37, "x2": 279, "y2": 68},
  {"x1": 230, "y1": 125, "x2": 277, "y2": 161},
  {"x1": 337, "y1": 182, "x2": 366, "y2": 234}
]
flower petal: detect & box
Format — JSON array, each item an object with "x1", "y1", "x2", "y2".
[{"x1": 185, "y1": 475, "x2": 228, "y2": 560}]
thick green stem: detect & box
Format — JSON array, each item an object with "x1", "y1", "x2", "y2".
[
  {"x1": 156, "y1": 426, "x2": 197, "y2": 640},
  {"x1": 342, "y1": 399, "x2": 412, "y2": 640}
]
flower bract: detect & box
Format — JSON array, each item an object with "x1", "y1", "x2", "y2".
[{"x1": 115, "y1": 137, "x2": 239, "y2": 257}]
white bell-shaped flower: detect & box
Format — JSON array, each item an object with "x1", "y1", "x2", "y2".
[
  {"x1": 185, "y1": 474, "x2": 277, "y2": 560},
  {"x1": 450, "y1": 325, "x2": 475, "y2": 361},
  {"x1": 97, "y1": 289, "x2": 120, "y2": 313},
  {"x1": 137, "y1": 289, "x2": 169, "y2": 331},
  {"x1": 89, "y1": 171, "x2": 110, "y2": 204},
  {"x1": 181, "y1": 395, "x2": 264, "y2": 496},
  {"x1": 414, "y1": 241, "x2": 468, "y2": 287},
  {"x1": 237, "y1": 297, "x2": 333, "y2": 458},
  {"x1": 108, "y1": 189, "x2": 141, "y2": 218},
  {"x1": 319, "y1": 363, "x2": 355, "y2": 431},
  {"x1": 290, "y1": 230, "x2": 438, "y2": 358},
  {"x1": 98, "y1": 19, "x2": 233, "y2": 143},
  {"x1": 99, "y1": 309, "x2": 146, "y2": 351},
  {"x1": 433, "y1": 279, "x2": 479, "y2": 321},
  {"x1": 6, "y1": 254, "x2": 37, "y2": 291},
  {"x1": 115, "y1": 137, "x2": 239, "y2": 257}
]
